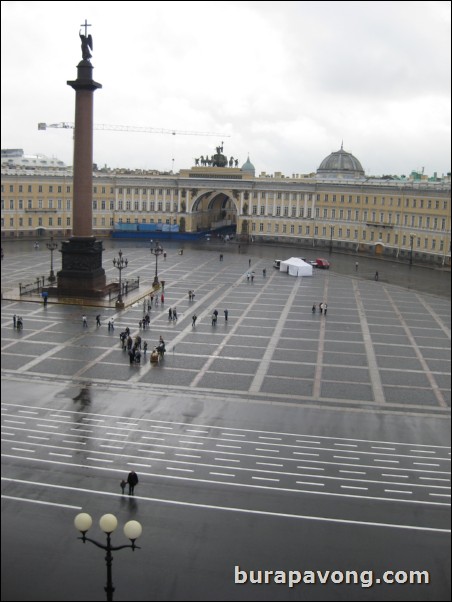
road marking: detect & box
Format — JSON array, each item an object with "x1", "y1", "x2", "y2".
[
  {"x1": 1, "y1": 495, "x2": 81, "y2": 510},
  {"x1": 1, "y1": 479, "x2": 450, "y2": 533}
]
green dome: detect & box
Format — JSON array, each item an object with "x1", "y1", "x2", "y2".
[{"x1": 241, "y1": 156, "x2": 255, "y2": 175}]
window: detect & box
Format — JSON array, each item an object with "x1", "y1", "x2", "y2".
[{"x1": 9, "y1": 200, "x2": 14, "y2": 209}]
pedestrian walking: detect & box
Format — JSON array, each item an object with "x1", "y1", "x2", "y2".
[
  {"x1": 127, "y1": 470, "x2": 139, "y2": 495},
  {"x1": 319, "y1": 303, "x2": 323, "y2": 315},
  {"x1": 224, "y1": 309, "x2": 229, "y2": 321},
  {"x1": 312, "y1": 304, "x2": 316, "y2": 314},
  {"x1": 13, "y1": 314, "x2": 16, "y2": 328},
  {"x1": 168, "y1": 308, "x2": 173, "y2": 320},
  {"x1": 161, "y1": 293, "x2": 165, "y2": 304},
  {"x1": 212, "y1": 313, "x2": 217, "y2": 326},
  {"x1": 192, "y1": 314, "x2": 197, "y2": 327},
  {"x1": 219, "y1": 253, "x2": 223, "y2": 261},
  {"x1": 120, "y1": 479, "x2": 127, "y2": 495},
  {"x1": 82, "y1": 315, "x2": 88, "y2": 327},
  {"x1": 375, "y1": 271, "x2": 379, "y2": 281},
  {"x1": 96, "y1": 314, "x2": 101, "y2": 327},
  {"x1": 173, "y1": 308, "x2": 178, "y2": 321},
  {"x1": 143, "y1": 341, "x2": 148, "y2": 355},
  {"x1": 263, "y1": 268, "x2": 266, "y2": 277},
  {"x1": 323, "y1": 303, "x2": 328, "y2": 316},
  {"x1": 355, "y1": 262, "x2": 359, "y2": 271},
  {"x1": 249, "y1": 258, "x2": 251, "y2": 267}
]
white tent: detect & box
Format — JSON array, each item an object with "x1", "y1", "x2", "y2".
[{"x1": 279, "y1": 257, "x2": 313, "y2": 277}]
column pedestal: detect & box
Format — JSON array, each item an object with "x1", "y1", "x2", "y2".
[{"x1": 57, "y1": 237, "x2": 106, "y2": 297}]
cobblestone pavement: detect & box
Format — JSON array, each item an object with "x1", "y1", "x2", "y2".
[{"x1": 1, "y1": 244, "x2": 450, "y2": 415}]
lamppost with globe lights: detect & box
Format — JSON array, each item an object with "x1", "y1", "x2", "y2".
[
  {"x1": 46, "y1": 236, "x2": 58, "y2": 282},
  {"x1": 74, "y1": 512, "x2": 142, "y2": 602},
  {"x1": 150, "y1": 242, "x2": 164, "y2": 287},
  {"x1": 112, "y1": 250, "x2": 128, "y2": 308}
]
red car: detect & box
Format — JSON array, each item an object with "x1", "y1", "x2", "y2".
[{"x1": 315, "y1": 258, "x2": 330, "y2": 269}]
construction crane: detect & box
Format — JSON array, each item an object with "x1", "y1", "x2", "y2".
[{"x1": 38, "y1": 122, "x2": 231, "y2": 137}]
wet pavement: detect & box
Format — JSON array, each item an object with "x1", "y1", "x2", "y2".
[{"x1": 1, "y1": 242, "x2": 451, "y2": 601}]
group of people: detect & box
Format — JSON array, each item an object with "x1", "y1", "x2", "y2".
[
  {"x1": 312, "y1": 302, "x2": 328, "y2": 315},
  {"x1": 13, "y1": 314, "x2": 24, "y2": 330},
  {"x1": 120, "y1": 470, "x2": 139, "y2": 496}
]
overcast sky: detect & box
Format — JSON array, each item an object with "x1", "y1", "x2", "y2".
[{"x1": 1, "y1": 1, "x2": 450, "y2": 177}]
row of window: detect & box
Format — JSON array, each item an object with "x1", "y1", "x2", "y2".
[
  {"x1": 2, "y1": 199, "x2": 71, "y2": 210},
  {"x1": 3, "y1": 183, "x2": 448, "y2": 210},
  {"x1": 250, "y1": 222, "x2": 445, "y2": 250}
]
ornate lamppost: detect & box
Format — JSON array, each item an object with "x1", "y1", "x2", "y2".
[
  {"x1": 74, "y1": 513, "x2": 142, "y2": 602},
  {"x1": 150, "y1": 243, "x2": 164, "y2": 287},
  {"x1": 112, "y1": 250, "x2": 128, "y2": 308},
  {"x1": 409, "y1": 233, "x2": 415, "y2": 266},
  {"x1": 46, "y1": 236, "x2": 58, "y2": 282}
]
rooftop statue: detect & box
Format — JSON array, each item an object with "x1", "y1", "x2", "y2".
[{"x1": 80, "y1": 30, "x2": 93, "y2": 60}]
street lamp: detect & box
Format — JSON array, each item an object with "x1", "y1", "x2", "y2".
[
  {"x1": 329, "y1": 226, "x2": 334, "y2": 254},
  {"x1": 409, "y1": 233, "x2": 415, "y2": 266},
  {"x1": 74, "y1": 513, "x2": 142, "y2": 602},
  {"x1": 150, "y1": 242, "x2": 164, "y2": 287},
  {"x1": 112, "y1": 250, "x2": 128, "y2": 308},
  {"x1": 46, "y1": 236, "x2": 58, "y2": 282}
]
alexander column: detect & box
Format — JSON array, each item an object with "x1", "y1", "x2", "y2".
[{"x1": 57, "y1": 21, "x2": 106, "y2": 296}]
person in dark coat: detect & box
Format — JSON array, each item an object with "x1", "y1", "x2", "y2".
[{"x1": 127, "y1": 470, "x2": 139, "y2": 495}]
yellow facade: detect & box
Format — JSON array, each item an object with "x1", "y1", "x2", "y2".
[{"x1": 1, "y1": 166, "x2": 451, "y2": 265}]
